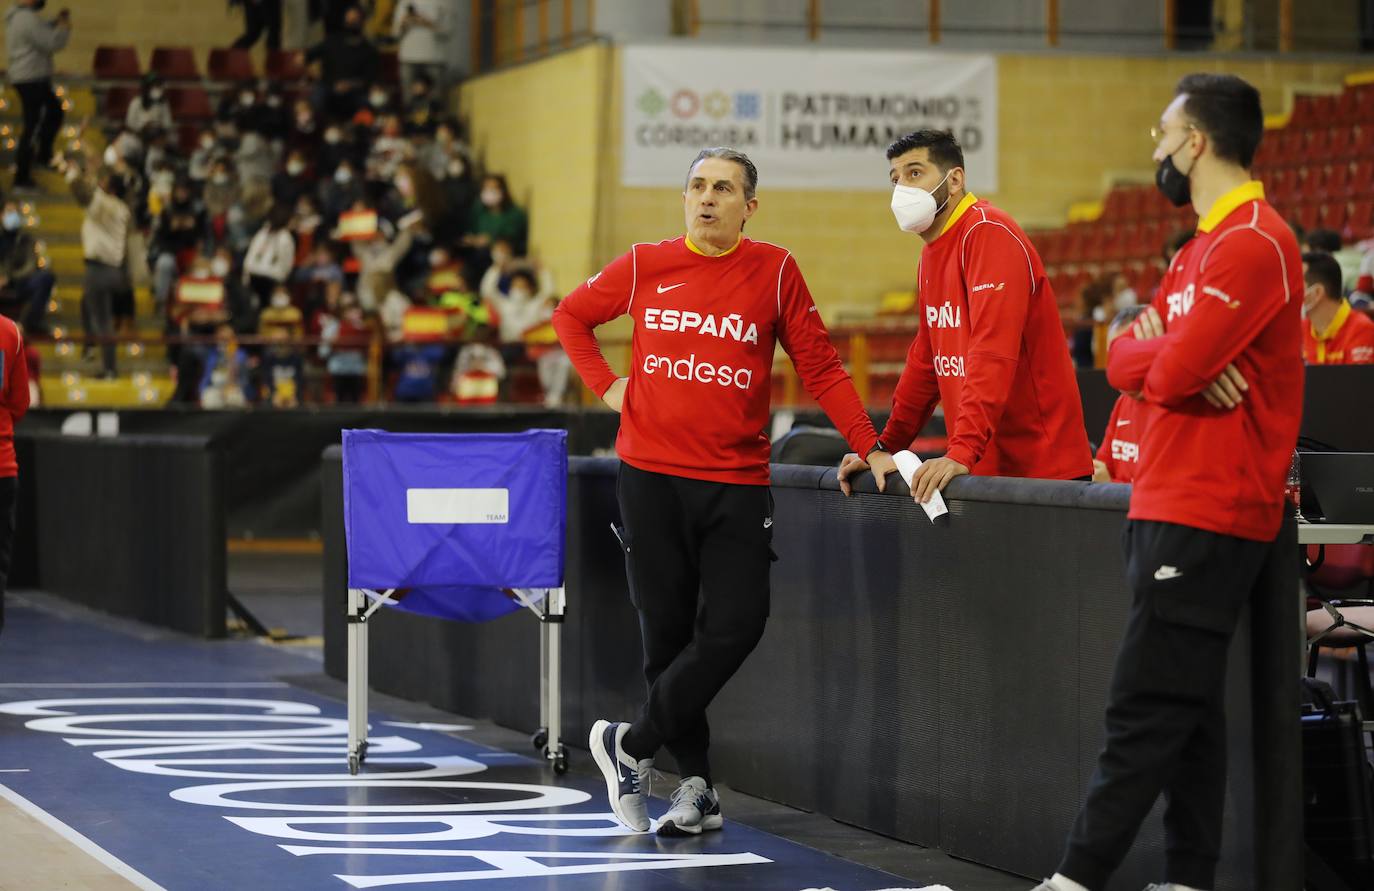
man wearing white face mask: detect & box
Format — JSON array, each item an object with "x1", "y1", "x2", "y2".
[{"x1": 840, "y1": 129, "x2": 1092, "y2": 503}]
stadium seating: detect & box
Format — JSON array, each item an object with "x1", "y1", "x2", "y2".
[
  {"x1": 208, "y1": 48, "x2": 256, "y2": 84},
  {"x1": 149, "y1": 47, "x2": 200, "y2": 82},
  {"x1": 93, "y1": 45, "x2": 141, "y2": 81}
]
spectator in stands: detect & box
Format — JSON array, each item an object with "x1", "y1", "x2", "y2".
[
  {"x1": 151, "y1": 179, "x2": 207, "y2": 312},
  {"x1": 4, "y1": 0, "x2": 70, "y2": 192},
  {"x1": 169, "y1": 298, "x2": 229, "y2": 404},
  {"x1": 315, "y1": 123, "x2": 355, "y2": 180},
  {"x1": 306, "y1": 4, "x2": 379, "y2": 121},
  {"x1": 204, "y1": 158, "x2": 243, "y2": 235},
  {"x1": 421, "y1": 119, "x2": 469, "y2": 180},
  {"x1": 351, "y1": 214, "x2": 418, "y2": 311},
  {"x1": 1109, "y1": 271, "x2": 1138, "y2": 313},
  {"x1": 198, "y1": 323, "x2": 253, "y2": 408},
  {"x1": 289, "y1": 99, "x2": 320, "y2": 154},
  {"x1": 391, "y1": 339, "x2": 447, "y2": 402},
  {"x1": 273, "y1": 149, "x2": 315, "y2": 209},
  {"x1": 379, "y1": 286, "x2": 417, "y2": 343},
  {"x1": 367, "y1": 115, "x2": 413, "y2": 181},
  {"x1": 260, "y1": 84, "x2": 292, "y2": 137},
  {"x1": 126, "y1": 74, "x2": 173, "y2": 140},
  {"x1": 1068, "y1": 275, "x2": 1110, "y2": 369},
  {"x1": 189, "y1": 130, "x2": 221, "y2": 186},
  {"x1": 62, "y1": 154, "x2": 132, "y2": 379},
  {"x1": 219, "y1": 82, "x2": 266, "y2": 136},
  {"x1": 0, "y1": 201, "x2": 53, "y2": 335},
  {"x1": 465, "y1": 173, "x2": 529, "y2": 258},
  {"x1": 243, "y1": 206, "x2": 297, "y2": 317},
  {"x1": 235, "y1": 132, "x2": 279, "y2": 187},
  {"x1": 393, "y1": 0, "x2": 453, "y2": 94},
  {"x1": 483, "y1": 257, "x2": 554, "y2": 363},
  {"x1": 319, "y1": 292, "x2": 370, "y2": 403},
  {"x1": 296, "y1": 242, "x2": 344, "y2": 323},
  {"x1": 318, "y1": 159, "x2": 363, "y2": 225},
  {"x1": 1302, "y1": 250, "x2": 1374, "y2": 365},
  {"x1": 367, "y1": 84, "x2": 394, "y2": 117},
  {"x1": 402, "y1": 72, "x2": 443, "y2": 137},
  {"x1": 290, "y1": 193, "x2": 324, "y2": 259},
  {"x1": 432, "y1": 151, "x2": 476, "y2": 244},
  {"x1": 231, "y1": 0, "x2": 284, "y2": 50},
  {"x1": 257, "y1": 286, "x2": 306, "y2": 404},
  {"x1": 1092, "y1": 306, "x2": 1148, "y2": 483}
]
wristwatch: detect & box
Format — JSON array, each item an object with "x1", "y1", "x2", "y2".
[{"x1": 868, "y1": 439, "x2": 890, "y2": 457}]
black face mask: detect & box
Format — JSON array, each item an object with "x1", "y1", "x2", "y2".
[
  {"x1": 33, "y1": 0, "x2": 47, "y2": 11},
  {"x1": 1155, "y1": 140, "x2": 1194, "y2": 208}
]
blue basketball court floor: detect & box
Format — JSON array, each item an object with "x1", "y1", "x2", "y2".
[{"x1": 0, "y1": 592, "x2": 1026, "y2": 890}]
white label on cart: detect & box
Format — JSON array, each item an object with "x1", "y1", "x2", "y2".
[{"x1": 406, "y1": 488, "x2": 509, "y2": 524}]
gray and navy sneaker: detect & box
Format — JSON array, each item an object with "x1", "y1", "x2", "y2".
[
  {"x1": 589, "y1": 719, "x2": 653, "y2": 832},
  {"x1": 657, "y1": 776, "x2": 723, "y2": 837}
]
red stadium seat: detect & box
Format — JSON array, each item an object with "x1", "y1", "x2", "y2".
[
  {"x1": 1346, "y1": 199, "x2": 1374, "y2": 240},
  {"x1": 208, "y1": 48, "x2": 256, "y2": 83},
  {"x1": 1318, "y1": 201, "x2": 1348, "y2": 232},
  {"x1": 1306, "y1": 127, "x2": 1331, "y2": 156},
  {"x1": 167, "y1": 86, "x2": 213, "y2": 121},
  {"x1": 1328, "y1": 126, "x2": 1354, "y2": 161},
  {"x1": 1351, "y1": 159, "x2": 1374, "y2": 193},
  {"x1": 93, "y1": 45, "x2": 140, "y2": 81},
  {"x1": 177, "y1": 123, "x2": 205, "y2": 154},
  {"x1": 1353, "y1": 126, "x2": 1374, "y2": 162},
  {"x1": 1289, "y1": 95, "x2": 1316, "y2": 129},
  {"x1": 1311, "y1": 94, "x2": 1338, "y2": 124},
  {"x1": 1355, "y1": 85, "x2": 1374, "y2": 124},
  {"x1": 266, "y1": 49, "x2": 307, "y2": 82},
  {"x1": 103, "y1": 85, "x2": 139, "y2": 121},
  {"x1": 150, "y1": 47, "x2": 200, "y2": 81},
  {"x1": 1320, "y1": 163, "x2": 1351, "y2": 201}
]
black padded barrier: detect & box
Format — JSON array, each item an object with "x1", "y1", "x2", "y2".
[
  {"x1": 323, "y1": 452, "x2": 1301, "y2": 890},
  {"x1": 26, "y1": 432, "x2": 227, "y2": 637}
]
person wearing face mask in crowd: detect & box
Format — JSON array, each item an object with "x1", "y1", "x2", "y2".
[
  {"x1": 351, "y1": 206, "x2": 419, "y2": 312},
  {"x1": 61, "y1": 156, "x2": 132, "y2": 379},
  {"x1": 290, "y1": 194, "x2": 323, "y2": 261},
  {"x1": 204, "y1": 159, "x2": 242, "y2": 226},
  {"x1": 235, "y1": 131, "x2": 279, "y2": 188},
  {"x1": 126, "y1": 74, "x2": 173, "y2": 139},
  {"x1": 273, "y1": 150, "x2": 315, "y2": 208},
  {"x1": 1301, "y1": 250, "x2": 1374, "y2": 365},
  {"x1": 166, "y1": 255, "x2": 233, "y2": 404},
  {"x1": 260, "y1": 85, "x2": 291, "y2": 136},
  {"x1": 289, "y1": 99, "x2": 320, "y2": 155},
  {"x1": 189, "y1": 130, "x2": 222, "y2": 185},
  {"x1": 432, "y1": 152, "x2": 475, "y2": 244},
  {"x1": 421, "y1": 120, "x2": 468, "y2": 178},
  {"x1": 1109, "y1": 271, "x2": 1139, "y2": 314},
  {"x1": 318, "y1": 160, "x2": 363, "y2": 227},
  {"x1": 368, "y1": 114, "x2": 413, "y2": 181},
  {"x1": 402, "y1": 72, "x2": 443, "y2": 137},
  {"x1": 219, "y1": 82, "x2": 262, "y2": 134},
  {"x1": 392, "y1": 0, "x2": 452, "y2": 97},
  {"x1": 306, "y1": 4, "x2": 379, "y2": 121},
  {"x1": 243, "y1": 205, "x2": 297, "y2": 320},
  {"x1": 839, "y1": 129, "x2": 1092, "y2": 504},
  {"x1": 464, "y1": 173, "x2": 528, "y2": 258},
  {"x1": 150, "y1": 179, "x2": 207, "y2": 313},
  {"x1": 319, "y1": 293, "x2": 371, "y2": 403},
  {"x1": 297, "y1": 243, "x2": 344, "y2": 327},
  {"x1": 1037, "y1": 74, "x2": 1303, "y2": 891},
  {"x1": 0, "y1": 201, "x2": 54, "y2": 335},
  {"x1": 553, "y1": 147, "x2": 895, "y2": 838}
]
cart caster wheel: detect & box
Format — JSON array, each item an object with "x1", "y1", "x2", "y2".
[
  {"x1": 531, "y1": 729, "x2": 548, "y2": 751},
  {"x1": 348, "y1": 754, "x2": 359, "y2": 776},
  {"x1": 553, "y1": 749, "x2": 568, "y2": 775}
]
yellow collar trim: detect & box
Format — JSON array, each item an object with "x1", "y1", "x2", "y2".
[
  {"x1": 934, "y1": 193, "x2": 979, "y2": 240},
  {"x1": 1197, "y1": 181, "x2": 1265, "y2": 233},
  {"x1": 1313, "y1": 300, "x2": 1352, "y2": 342},
  {"x1": 686, "y1": 234, "x2": 742, "y2": 257}
]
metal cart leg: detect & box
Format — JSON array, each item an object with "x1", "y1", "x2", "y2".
[
  {"x1": 532, "y1": 612, "x2": 550, "y2": 753},
  {"x1": 547, "y1": 587, "x2": 567, "y2": 774},
  {"x1": 347, "y1": 588, "x2": 370, "y2": 775}
]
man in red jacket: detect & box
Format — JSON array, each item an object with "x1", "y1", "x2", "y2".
[
  {"x1": 1302, "y1": 250, "x2": 1374, "y2": 365},
  {"x1": 1036, "y1": 74, "x2": 1303, "y2": 891},
  {"x1": 552, "y1": 147, "x2": 897, "y2": 837},
  {"x1": 838, "y1": 129, "x2": 1092, "y2": 502},
  {"x1": 1092, "y1": 307, "x2": 1148, "y2": 484},
  {"x1": 0, "y1": 314, "x2": 30, "y2": 640}
]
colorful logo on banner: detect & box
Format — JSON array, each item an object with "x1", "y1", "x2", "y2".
[{"x1": 621, "y1": 45, "x2": 998, "y2": 192}]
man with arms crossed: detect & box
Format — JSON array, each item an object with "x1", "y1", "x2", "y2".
[
  {"x1": 839, "y1": 129, "x2": 1092, "y2": 500},
  {"x1": 1037, "y1": 73, "x2": 1303, "y2": 891},
  {"x1": 553, "y1": 148, "x2": 897, "y2": 836}
]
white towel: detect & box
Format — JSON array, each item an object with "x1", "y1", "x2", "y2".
[{"x1": 892, "y1": 450, "x2": 950, "y2": 522}]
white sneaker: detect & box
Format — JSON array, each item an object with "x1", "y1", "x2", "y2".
[
  {"x1": 588, "y1": 719, "x2": 652, "y2": 832},
  {"x1": 656, "y1": 775, "x2": 723, "y2": 837}
]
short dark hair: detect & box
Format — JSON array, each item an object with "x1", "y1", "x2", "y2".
[
  {"x1": 886, "y1": 129, "x2": 965, "y2": 172},
  {"x1": 1110, "y1": 305, "x2": 1147, "y2": 333},
  {"x1": 1303, "y1": 251, "x2": 1343, "y2": 302},
  {"x1": 686, "y1": 148, "x2": 758, "y2": 200},
  {"x1": 1175, "y1": 73, "x2": 1264, "y2": 168},
  {"x1": 1304, "y1": 228, "x2": 1342, "y2": 253}
]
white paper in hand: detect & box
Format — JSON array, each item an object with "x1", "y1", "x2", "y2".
[{"x1": 892, "y1": 450, "x2": 949, "y2": 523}]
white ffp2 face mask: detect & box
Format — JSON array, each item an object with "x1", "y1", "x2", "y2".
[{"x1": 890, "y1": 170, "x2": 953, "y2": 234}]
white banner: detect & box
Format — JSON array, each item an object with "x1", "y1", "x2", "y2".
[{"x1": 621, "y1": 45, "x2": 998, "y2": 193}]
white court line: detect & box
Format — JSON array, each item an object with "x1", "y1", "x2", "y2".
[
  {"x1": 0, "y1": 769, "x2": 31, "y2": 773},
  {"x1": 0, "y1": 784, "x2": 168, "y2": 891},
  {"x1": 0, "y1": 682, "x2": 291, "y2": 688}
]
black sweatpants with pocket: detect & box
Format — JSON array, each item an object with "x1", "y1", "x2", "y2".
[
  {"x1": 616, "y1": 462, "x2": 773, "y2": 785},
  {"x1": 1059, "y1": 518, "x2": 1274, "y2": 890}
]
